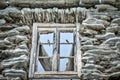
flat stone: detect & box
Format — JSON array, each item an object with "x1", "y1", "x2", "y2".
[
  {"x1": 95, "y1": 4, "x2": 118, "y2": 12},
  {"x1": 14, "y1": 26, "x2": 30, "y2": 34},
  {"x1": 106, "y1": 26, "x2": 120, "y2": 33},
  {"x1": 102, "y1": 37, "x2": 120, "y2": 47},
  {"x1": 2, "y1": 69, "x2": 27, "y2": 80},
  {"x1": 80, "y1": 28, "x2": 98, "y2": 37},
  {"x1": 0, "y1": 55, "x2": 28, "y2": 70},
  {"x1": 86, "y1": 49, "x2": 117, "y2": 55},
  {"x1": 4, "y1": 35, "x2": 28, "y2": 44},
  {"x1": 0, "y1": 40, "x2": 11, "y2": 49},
  {"x1": 0, "y1": 29, "x2": 20, "y2": 38},
  {"x1": 0, "y1": 25, "x2": 16, "y2": 31},
  {"x1": 107, "y1": 11, "x2": 120, "y2": 19},
  {"x1": 95, "y1": 32, "x2": 115, "y2": 40},
  {"x1": 0, "y1": 48, "x2": 28, "y2": 57},
  {"x1": 92, "y1": 15, "x2": 111, "y2": 21},
  {"x1": 81, "y1": 45, "x2": 110, "y2": 53},
  {"x1": 110, "y1": 72, "x2": 120, "y2": 78},
  {"x1": 111, "y1": 18, "x2": 120, "y2": 26},
  {"x1": 0, "y1": 19, "x2": 6, "y2": 26},
  {"x1": 82, "y1": 18, "x2": 105, "y2": 31}
]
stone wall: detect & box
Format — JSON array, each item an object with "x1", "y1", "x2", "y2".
[
  {"x1": 0, "y1": 2, "x2": 120, "y2": 80},
  {"x1": 0, "y1": 7, "x2": 30, "y2": 79},
  {"x1": 81, "y1": 4, "x2": 120, "y2": 80}
]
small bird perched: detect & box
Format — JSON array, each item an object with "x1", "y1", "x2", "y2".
[
  {"x1": 47, "y1": 40, "x2": 50, "y2": 46},
  {"x1": 66, "y1": 39, "x2": 69, "y2": 43}
]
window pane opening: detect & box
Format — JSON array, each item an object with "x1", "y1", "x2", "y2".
[
  {"x1": 60, "y1": 45, "x2": 73, "y2": 57},
  {"x1": 60, "y1": 58, "x2": 74, "y2": 71},
  {"x1": 60, "y1": 33, "x2": 73, "y2": 43},
  {"x1": 40, "y1": 33, "x2": 54, "y2": 43}
]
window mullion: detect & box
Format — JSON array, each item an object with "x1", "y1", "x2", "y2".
[{"x1": 52, "y1": 28, "x2": 60, "y2": 71}]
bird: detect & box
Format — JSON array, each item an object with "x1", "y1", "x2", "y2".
[
  {"x1": 47, "y1": 40, "x2": 50, "y2": 46},
  {"x1": 66, "y1": 39, "x2": 69, "y2": 43}
]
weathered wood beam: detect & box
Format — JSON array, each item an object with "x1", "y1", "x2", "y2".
[
  {"x1": 38, "y1": 28, "x2": 76, "y2": 32},
  {"x1": 34, "y1": 72, "x2": 79, "y2": 79},
  {"x1": 76, "y1": 23, "x2": 82, "y2": 77},
  {"x1": 39, "y1": 56, "x2": 74, "y2": 59},
  {"x1": 34, "y1": 23, "x2": 76, "y2": 28},
  {"x1": 29, "y1": 25, "x2": 38, "y2": 78},
  {"x1": 52, "y1": 29, "x2": 60, "y2": 71},
  {"x1": 9, "y1": 0, "x2": 80, "y2": 8}
]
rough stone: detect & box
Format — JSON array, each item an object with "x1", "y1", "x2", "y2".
[
  {"x1": 2, "y1": 69, "x2": 27, "y2": 80},
  {"x1": 111, "y1": 18, "x2": 120, "y2": 26},
  {"x1": 0, "y1": 48, "x2": 28, "y2": 57},
  {"x1": 4, "y1": 35, "x2": 29, "y2": 44},
  {"x1": 81, "y1": 45, "x2": 110, "y2": 53},
  {"x1": 0, "y1": 25, "x2": 16, "y2": 31},
  {"x1": 0, "y1": 55, "x2": 28, "y2": 70},
  {"x1": 0, "y1": 29, "x2": 20, "y2": 38},
  {"x1": 95, "y1": 4, "x2": 118, "y2": 12},
  {"x1": 92, "y1": 14, "x2": 111, "y2": 21},
  {"x1": 0, "y1": 19, "x2": 6, "y2": 25},
  {"x1": 14, "y1": 26, "x2": 30, "y2": 34},
  {"x1": 82, "y1": 18, "x2": 105, "y2": 31},
  {"x1": 95, "y1": 32, "x2": 115, "y2": 40},
  {"x1": 0, "y1": 40, "x2": 11, "y2": 49},
  {"x1": 102, "y1": 37, "x2": 120, "y2": 47}
]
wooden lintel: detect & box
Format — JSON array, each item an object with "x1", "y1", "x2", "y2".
[
  {"x1": 34, "y1": 23, "x2": 76, "y2": 28},
  {"x1": 40, "y1": 42, "x2": 74, "y2": 45},
  {"x1": 38, "y1": 28, "x2": 76, "y2": 32},
  {"x1": 38, "y1": 56, "x2": 74, "y2": 59},
  {"x1": 34, "y1": 72, "x2": 79, "y2": 79},
  {"x1": 33, "y1": 74, "x2": 79, "y2": 79}
]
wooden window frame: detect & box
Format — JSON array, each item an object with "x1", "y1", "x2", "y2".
[{"x1": 29, "y1": 23, "x2": 82, "y2": 79}]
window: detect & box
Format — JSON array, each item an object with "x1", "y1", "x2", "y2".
[{"x1": 29, "y1": 23, "x2": 81, "y2": 79}]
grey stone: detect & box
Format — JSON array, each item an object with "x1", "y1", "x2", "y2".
[
  {"x1": 80, "y1": 28, "x2": 98, "y2": 37},
  {"x1": 0, "y1": 48, "x2": 28, "y2": 57},
  {"x1": 0, "y1": 55, "x2": 28, "y2": 70},
  {"x1": 102, "y1": 37, "x2": 120, "y2": 47},
  {"x1": 108, "y1": 11, "x2": 120, "y2": 19},
  {"x1": 81, "y1": 45, "x2": 110, "y2": 53},
  {"x1": 111, "y1": 18, "x2": 120, "y2": 26},
  {"x1": 81, "y1": 40, "x2": 93, "y2": 45},
  {"x1": 4, "y1": 35, "x2": 29, "y2": 44},
  {"x1": 14, "y1": 26, "x2": 30, "y2": 34},
  {"x1": 0, "y1": 40, "x2": 11, "y2": 49},
  {"x1": 82, "y1": 18, "x2": 105, "y2": 31},
  {"x1": 2, "y1": 69, "x2": 27, "y2": 80},
  {"x1": 86, "y1": 49, "x2": 117, "y2": 55},
  {"x1": 17, "y1": 44, "x2": 28, "y2": 49},
  {"x1": 0, "y1": 0, "x2": 8, "y2": 9},
  {"x1": 0, "y1": 25, "x2": 16, "y2": 31},
  {"x1": 95, "y1": 32, "x2": 115, "y2": 40},
  {"x1": 92, "y1": 15, "x2": 111, "y2": 21},
  {"x1": 110, "y1": 72, "x2": 120, "y2": 78},
  {"x1": 0, "y1": 19, "x2": 6, "y2": 25},
  {"x1": 0, "y1": 29, "x2": 20, "y2": 38},
  {"x1": 95, "y1": 4, "x2": 118, "y2": 12},
  {"x1": 0, "y1": 7, "x2": 21, "y2": 15},
  {"x1": 106, "y1": 26, "x2": 120, "y2": 33}
]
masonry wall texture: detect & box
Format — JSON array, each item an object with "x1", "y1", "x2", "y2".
[{"x1": 0, "y1": 0, "x2": 120, "y2": 80}]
